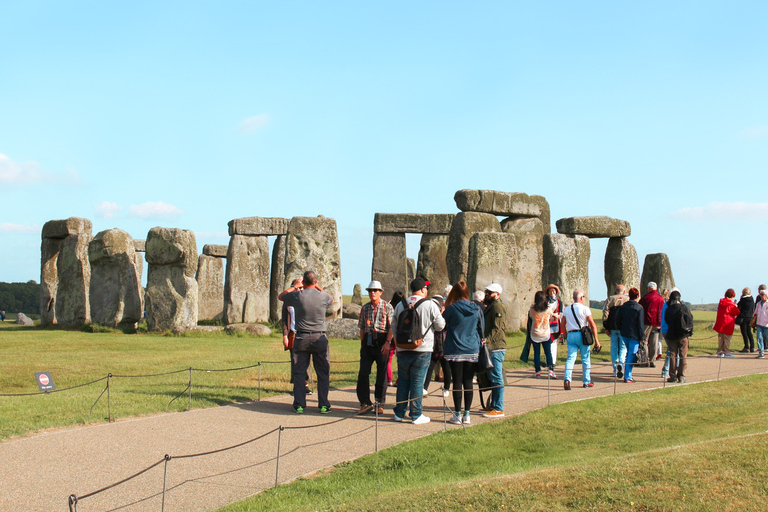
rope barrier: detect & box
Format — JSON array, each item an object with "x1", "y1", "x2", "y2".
[{"x1": 0, "y1": 375, "x2": 108, "y2": 397}]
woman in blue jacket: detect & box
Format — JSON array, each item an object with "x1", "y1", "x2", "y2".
[
  {"x1": 442, "y1": 281, "x2": 484, "y2": 425},
  {"x1": 614, "y1": 287, "x2": 645, "y2": 383}
]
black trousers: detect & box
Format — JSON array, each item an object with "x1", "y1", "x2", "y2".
[
  {"x1": 423, "y1": 354, "x2": 451, "y2": 392},
  {"x1": 356, "y1": 333, "x2": 388, "y2": 406},
  {"x1": 740, "y1": 318, "x2": 755, "y2": 350},
  {"x1": 292, "y1": 333, "x2": 330, "y2": 409}
]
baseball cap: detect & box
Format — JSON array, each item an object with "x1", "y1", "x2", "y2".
[
  {"x1": 485, "y1": 283, "x2": 502, "y2": 294},
  {"x1": 409, "y1": 278, "x2": 429, "y2": 292}
]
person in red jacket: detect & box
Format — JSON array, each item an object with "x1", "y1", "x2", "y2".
[
  {"x1": 714, "y1": 288, "x2": 741, "y2": 357},
  {"x1": 638, "y1": 282, "x2": 665, "y2": 367}
]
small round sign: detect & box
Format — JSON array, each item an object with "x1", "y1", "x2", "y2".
[{"x1": 38, "y1": 374, "x2": 50, "y2": 386}]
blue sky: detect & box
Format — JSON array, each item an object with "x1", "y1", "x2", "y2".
[{"x1": 1, "y1": 1, "x2": 767, "y2": 303}]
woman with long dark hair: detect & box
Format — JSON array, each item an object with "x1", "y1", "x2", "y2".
[
  {"x1": 442, "y1": 281, "x2": 484, "y2": 425},
  {"x1": 529, "y1": 290, "x2": 556, "y2": 377}
]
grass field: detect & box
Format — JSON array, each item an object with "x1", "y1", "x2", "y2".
[
  {"x1": 219, "y1": 374, "x2": 768, "y2": 512},
  {"x1": 0, "y1": 309, "x2": 724, "y2": 441}
]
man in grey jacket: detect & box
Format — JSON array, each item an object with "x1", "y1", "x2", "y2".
[{"x1": 391, "y1": 278, "x2": 446, "y2": 425}]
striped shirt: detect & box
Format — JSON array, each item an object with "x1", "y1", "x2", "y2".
[{"x1": 358, "y1": 300, "x2": 394, "y2": 334}]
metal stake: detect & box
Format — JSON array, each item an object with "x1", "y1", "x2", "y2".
[
  {"x1": 187, "y1": 367, "x2": 192, "y2": 411},
  {"x1": 374, "y1": 401, "x2": 379, "y2": 453},
  {"x1": 161, "y1": 455, "x2": 170, "y2": 512},
  {"x1": 275, "y1": 426, "x2": 283, "y2": 488},
  {"x1": 258, "y1": 362, "x2": 262, "y2": 402},
  {"x1": 718, "y1": 355, "x2": 722, "y2": 381}
]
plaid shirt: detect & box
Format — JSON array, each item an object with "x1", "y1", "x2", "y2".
[{"x1": 357, "y1": 300, "x2": 394, "y2": 334}]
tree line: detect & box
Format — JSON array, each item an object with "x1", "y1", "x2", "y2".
[{"x1": 0, "y1": 281, "x2": 40, "y2": 314}]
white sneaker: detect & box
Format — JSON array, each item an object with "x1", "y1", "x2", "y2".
[
  {"x1": 442, "y1": 389, "x2": 450, "y2": 398},
  {"x1": 412, "y1": 415, "x2": 431, "y2": 425},
  {"x1": 423, "y1": 388, "x2": 429, "y2": 397},
  {"x1": 393, "y1": 414, "x2": 403, "y2": 422},
  {"x1": 448, "y1": 414, "x2": 462, "y2": 425},
  {"x1": 462, "y1": 412, "x2": 471, "y2": 424}
]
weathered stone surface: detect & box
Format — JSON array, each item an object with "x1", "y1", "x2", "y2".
[
  {"x1": 55, "y1": 232, "x2": 92, "y2": 326},
  {"x1": 556, "y1": 216, "x2": 631, "y2": 238},
  {"x1": 133, "y1": 239, "x2": 146, "y2": 253},
  {"x1": 269, "y1": 235, "x2": 287, "y2": 323},
  {"x1": 16, "y1": 313, "x2": 33, "y2": 326},
  {"x1": 447, "y1": 212, "x2": 501, "y2": 284},
  {"x1": 326, "y1": 318, "x2": 359, "y2": 339},
  {"x1": 228, "y1": 217, "x2": 290, "y2": 236},
  {"x1": 467, "y1": 232, "x2": 521, "y2": 328},
  {"x1": 145, "y1": 227, "x2": 198, "y2": 331},
  {"x1": 89, "y1": 229, "x2": 142, "y2": 329},
  {"x1": 42, "y1": 217, "x2": 92, "y2": 239},
  {"x1": 343, "y1": 302, "x2": 362, "y2": 319},
  {"x1": 283, "y1": 217, "x2": 342, "y2": 319},
  {"x1": 224, "y1": 323, "x2": 272, "y2": 336},
  {"x1": 196, "y1": 254, "x2": 224, "y2": 321},
  {"x1": 542, "y1": 234, "x2": 590, "y2": 306},
  {"x1": 189, "y1": 325, "x2": 226, "y2": 333},
  {"x1": 407, "y1": 258, "x2": 416, "y2": 283},
  {"x1": 133, "y1": 253, "x2": 145, "y2": 315},
  {"x1": 373, "y1": 213, "x2": 455, "y2": 234},
  {"x1": 501, "y1": 217, "x2": 547, "y2": 235},
  {"x1": 502, "y1": 220, "x2": 546, "y2": 330},
  {"x1": 455, "y1": 190, "x2": 550, "y2": 225},
  {"x1": 224, "y1": 235, "x2": 270, "y2": 324},
  {"x1": 641, "y1": 253, "x2": 675, "y2": 293},
  {"x1": 351, "y1": 284, "x2": 363, "y2": 305},
  {"x1": 40, "y1": 237, "x2": 61, "y2": 325},
  {"x1": 202, "y1": 244, "x2": 228, "y2": 258},
  {"x1": 417, "y1": 234, "x2": 449, "y2": 297},
  {"x1": 243, "y1": 291, "x2": 260, "y2": 324},
  {"x1": 371, "y1": 233, "x2": 407, "y2": 299},
  {"x1": 604, "y1": 237, "x2": 640, "y2": 297}
]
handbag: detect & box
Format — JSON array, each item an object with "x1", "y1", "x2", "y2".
[
  {"x1": 475, "y1": 342, "x2": 494, "y2": 375},
  {"x1": 750, "y1": 316, "x2": 757, "y2": 329},
  {"x1": 570, "y1": 305, "x2": 594, "y2": 346}
]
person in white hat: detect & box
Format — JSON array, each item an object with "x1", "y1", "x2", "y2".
[{"x1": 355, "y1": 280, "x2": 395, "y2": 415}]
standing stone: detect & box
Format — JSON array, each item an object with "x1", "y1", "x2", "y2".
[
  {"x1": 133, "y1": 252, "x2": 145, "y2": 315},
  {"x1": 371, "y1": 233, "x2": 407, "y2": 299},
  {"x1": 283, "y1": 216, "x2": 342, "y2": 319},
  {"x1": 352, "y1": 284, "x2": 363, "y2": 305},
  {"x1": 243, "y1": 291, "x2": 259, "y2": 324},
  {"x1": 542, "y1": 234, "x2": 590, "y2": 306},
  {"x1": 145, "y1": 227, "x2": 198, "y2": 331},
  {"x1": 89, "y1": 228, "x2": 142, "y2": 329},
  {"x1": 407, "y1": 258, "x2": 416, "y2": 283},
  {"x1": 604, "y1": 237, "x2": 640, "y2": 297},
  {"x1": 196, "y1": 254, "x2": 224, "y2": 321},
  {"x1": 224, "y1": 235, "x2": 270, "y2": 324},
  {"x1": 446, "y1": 212, "x2": 501, "y2": 284},
  {"x1": 40, "y1": 237, "x2": 61, "y2": 325},
  {"x1": 269, "y1": 235, "x2": 287, "y2": 323},
  {"x1": 417, "y1": 234, "x2": 450, "y2": 297},
  {"x1": 467, "y1": 232, "x2": 521, "y2": 329},
  {"x1": 641, "y1": 253, "x2": 675, "y2": 293},
  {"x1": 502, "y1": 219, "x2": 545, "y2": 330}
]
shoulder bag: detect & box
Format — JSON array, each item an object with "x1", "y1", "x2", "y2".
[{"x1": 570, "y1": 305, "x2": 594, "y2": 346}]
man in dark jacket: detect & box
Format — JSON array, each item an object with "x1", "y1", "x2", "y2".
[
  {"x1": 664, "y1": 290, "x2": 694, "y2": 383},
  {"x1": 482, "y1": 283, "x2": 507, "y2": 419},
  {"x1": 639, "y1": 282, "x2": 665, "y2": 367},
  {"x1": 614, "y1": 287, "x2": 645, "y2": 383}
]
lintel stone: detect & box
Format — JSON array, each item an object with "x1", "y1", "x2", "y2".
[
  {"x1": 227, "y1": 217, "x2": 290, "y2": 236},
  {"x1": 454, "y1": 190, "x2": 545, "y2": 218},
  {"x1": 556, "y1": 216, "x2": 631, "y2": 238},
  {"x1": 374, "y1": 213, "x2": 455, "y2": 234},
  {"x1": 133, "y1": 239, "x2": 146, "y2": 252},
  {"x1": 203, "y1": 244, "x2": 228, "y2": 257}
]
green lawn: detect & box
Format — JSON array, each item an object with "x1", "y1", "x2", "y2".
[{"x1": 219, "y1": 374, "x2": 768, "y2": 512}]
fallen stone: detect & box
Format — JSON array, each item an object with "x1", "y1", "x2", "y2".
[
  {"x1": 454, "y1": 190, "x2": 550, "y2": 224},
  {"x1": 343, "y1": 302, "x2": 362, "y2": 320},
  {"x1": 196, "y1": 254, "x2": 224, "y2": 322},
  {"x1": 371, "y1": 233, "x2": 407, "y2": 299},
  {"x1": 351, "y1": 284, "x2": 363, "y2": 305},
  {"x1": 228, "y1": 217, "x2": 290, "y2": 236},
  {"x1": 604, "y1": 237, "x2": 640, "y2": 297},
  {"x1": 224, "y1": 235, "x2": 270, "y2": 324},
  {"x1": 326, "y1": 318, "x2": 359, "y2": 339},
  {"x1": 373, "y1": 213, "x2": 455, "y2": 234},
  {"x1": 189, "y1": 325, "x2": 226, "y2": 333},
  {"x1": 224, "y1": 323, "x2": 273, "y2": 336},
  {"x1": 556, "y1": 216, "x2": 631, "y2": 238},
  {"x1": 542, "y1": 234, "x2": 591, "y2": 306},
  {"x1": 41, "y1": 217, "x2": 92, "y2": 239},
  {"x1": 447, "y1": 212, "x2": 501, "y2": 284},
  {"x1": 16, "y1": 313, "x2": 33, "y2": 326},
  {"x1": 467, "y1": 232, "x2": 520, "y2": 328},
  {"x1": 89, "y1": 229, "x2": 142, "y2": 329},
  {"x1": 417, "y1": 234, "x2": 450, "y2": 297},
  {"x1": 133, "y1": 239, "x2": 146, "y2": 253},
  {"x1": 202, "y1": 244, "x2": 228, "y2": 258},
  {"x1": 283, "y1": 217, "x2": 342, "y2": 319},
  {"x1": 641, "y1": 253, "x2": 675, "y2": 293}
]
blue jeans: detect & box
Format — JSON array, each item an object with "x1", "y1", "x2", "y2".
[
  {"x1": 532, "y1": 342, "x2": 553, "y2": 372},
  {"x1": 610, "y1": 330, "x2": 626, "y2": 373},
  {"x1": 757, "y1": 325, "x2": 768, "y2": 354},
  {"x1": 622, "y1": 336, "x2": 640, "y2": 380},
  {"x1": 394, "y1": 351, "x2": 431, "y2": 419},
  {"x1": 488, "y1": 350, "x2": 506, "y2": 412},
  {"x1": 564, "y1": 332, "x2": 591, "y2": 385}
]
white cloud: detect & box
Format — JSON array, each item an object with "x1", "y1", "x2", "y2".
[
  {"x1": 0, "y1": 222, "x2": 40, "y2": 234},
  {"x1": 238, "y1": 114, "x2": 270, "y2": 133},
  {"x1": 94, "y1": 201, "x2": 123, "y2": 219},
  {"x1": 670, "y1": 202, "x2": 768, "y2": 221},
  {"x1": 129, "y1": 201, "x2": 185, "y2": 219},
  {"x1": 0, "y1": 153, "x2": 80, "y2": 185},
  {"x1": 737, "y1": 126, "x2": 768, "y2": 140}
]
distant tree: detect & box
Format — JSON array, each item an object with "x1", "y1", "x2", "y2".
[{"x1": 0, "y1": 281, "x2": 41, "y2": 314}]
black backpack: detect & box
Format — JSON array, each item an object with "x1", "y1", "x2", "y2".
[
  {"x1": 603, "y1": 298, "x2": 624, "y2": 331},
  {"x1": 678, "y1": 305, "x2": 694, "y2": 338},
  {"x1": 395, "y1": 298, "x2": 429, "y2": 349}
]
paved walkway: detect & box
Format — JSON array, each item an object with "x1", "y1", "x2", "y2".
[{"x1": 1, "y1": 353, "x2": 765, "y2": 512}]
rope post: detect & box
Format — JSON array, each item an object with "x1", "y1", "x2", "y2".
[
  {"x1": 107, "y1": 373, "x2": 112, "y2": 422},
  {"x1": 275, "y1": 426, "x2": 284, "y2": 488},
  {"x1": 374, "y1": 401, "x2": 379, "y2": 453},
  {"x1": 161, "y1": 454, "x2": 171, "y2": 512},
  {"x1": 258, "y1": 362, "x2": 262, "y2": 402},
  {"x1": 442, "y1": 387, "x2": 447, "y2": 432},
  {"x1": 614, "y1": 366, "x2": 618, "y2": 395},
  {"x1": 547, "y1": 370, "x2": 551, "y2": 406},
  {"x1": 718, "y1": 355, "x2": 722, "y2": 381},
  {"x1": 187, "y1": 367, "x2": 192, "y2": 411},
  {"x1": 68, "y1": 494, "x2": 78, "y2": 512}
]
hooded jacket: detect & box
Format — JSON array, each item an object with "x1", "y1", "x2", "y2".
[
  {"x1": 713, "y1": 298, "x2": 740, "y2": 336},
  {"x1": 442, "y1": 299, "x2": 484, "y2": 357}
]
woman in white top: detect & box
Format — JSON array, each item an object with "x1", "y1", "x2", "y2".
[
  {"x1": 558, "y1": 289, "x2": 601, "y2": 390},
  {"x1": 529, "y1": 291, "x2": 557, "y2": 378}
]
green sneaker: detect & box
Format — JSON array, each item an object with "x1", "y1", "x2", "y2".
[
  {"x1": 294, "y1": 406, "x2": 304, "y2": 414},
  {"x1": 319, "y1": 405, "x2": 332, "y2": 414}
]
